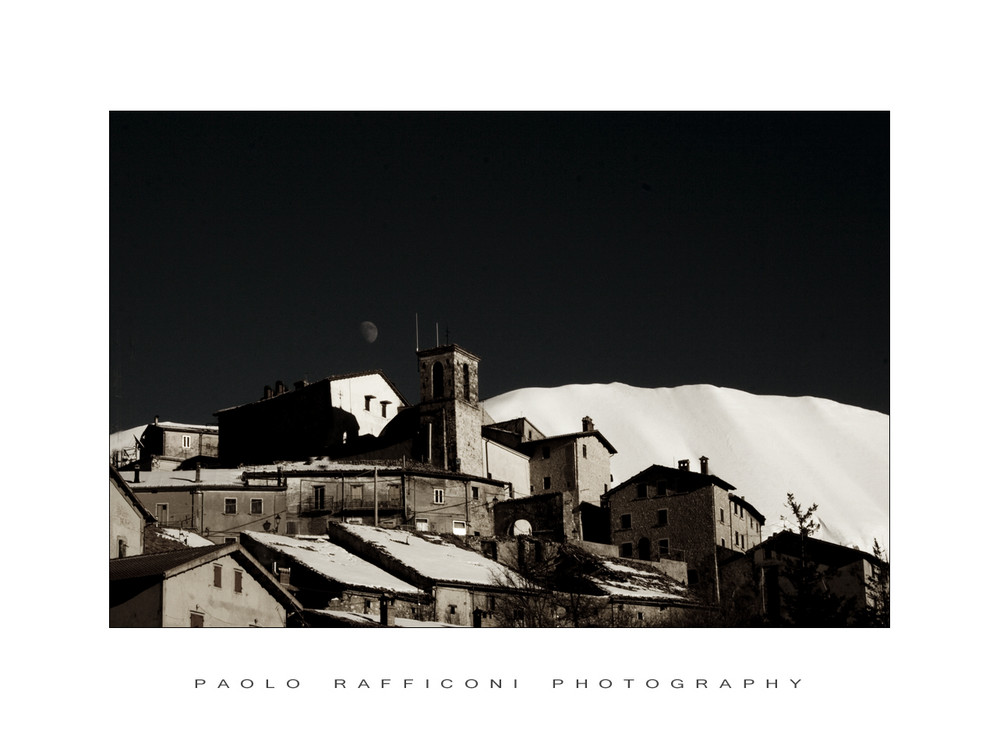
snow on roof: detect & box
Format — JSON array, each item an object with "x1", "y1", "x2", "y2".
[
  {"x1": 128, "y1": 468, "x2": 250, "y2": 487},
  {"x1": 587, "y1": 559, "x2": 693, "y2": 602},
  {"x1": 338, "y1": 524, "x2": 524, "y2": 587},
  {"x1": 154, "y1": 421, "x2": 218, "y2": 433},
  {"x1": 310, "y1": 609, "x2": 461, "y2": 627},
  {"x1": 243, "y1": 531, "x2": 423, "y2": 595},
  {"x1": 157, "y1": 528, "x2": 215, "y2": 547},
  {"x1": 109, "y1": 424, "x2": 147, "y2": 452}
]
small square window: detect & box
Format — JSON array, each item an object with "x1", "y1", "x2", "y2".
[
  {"x1": 620, "y1": 543, "x2": 633, "y2": 558},
  {"x1": 620, "y1": 513, "x2": 632, "y2": 530},
  {"x1": 225, "y1": 498, "x2": 237, "y2": 515},
  {"x1": 542, "y1": 446, "x2": 550, "y2": 459},
  {"x1": 543, "y1": 476, "x2": 551, "y2": 490},
  {"x1": 637, "y1": 483, "x2": 647, "y2": 499},
  {"x1": 416, "y1": 518, "x2": 429, "y2": 532},
  {"x1": 182, "y1": 435, "x2": 191, "y2": 449},
  {"x1": 251, "y1": 498, "x2": 263, "y2": 515},
  {"x1": 658, "y1": 538, "x2": 670, "y2": 555},
  {"x1": 657, "y1": 509, "x2": 668, "y2": 526},
  {"x1": 453, "y1": 520, "x2": 467, "y2": 536},
  {"x1": 433, "y1": 488, "x2": 444, "y2": 504},
  {"x1": 472, "y1": 486, "x2": 479, "y2": 500}
]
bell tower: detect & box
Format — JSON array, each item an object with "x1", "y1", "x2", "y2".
[{"x1": 415, "y1": 344, "x2": 484, "y2": 475}]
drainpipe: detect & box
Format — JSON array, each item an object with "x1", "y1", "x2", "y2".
[{"x1": 374, "y1": 466, "x2": 379, "y2": 526}]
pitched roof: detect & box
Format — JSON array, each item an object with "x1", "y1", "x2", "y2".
[
  {"x1": 214, "y1": 369, "x2": 408, "y2": 415},
  {"x1": 242, "y1": 531, "x2": 423, "y2": 595},
  {"x1": 330, "y1": 523, "x2": 530, "y2": 589},
  {"x1": 110, "y1": 466, "x2": 156, "y2": 523},
  {"x1": 110, "y1": 544, "x2": 228, "y2": 580},
  {"x1": 518, "y1": 429, "x2": 618, "y2": 455},
  {"x1": 109, "y1": 543, "x2": 303, "y2": 611},
  {"x1": 754, "y1": 530, "x2": 882, "y2": 568},
  {"x1": 605, "y1": 463, "x2": 736, "y2": 497}
]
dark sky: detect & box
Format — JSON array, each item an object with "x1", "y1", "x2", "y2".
[{"x1": 110, "y1": 112, "x2": 888, "y2": 432}]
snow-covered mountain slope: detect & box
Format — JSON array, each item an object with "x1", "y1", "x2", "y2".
[{"x1": 483, "y1": 383, "x2": 888, "y2": 553}]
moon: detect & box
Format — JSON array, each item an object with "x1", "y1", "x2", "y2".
[{"x1": 360, "y1": 321, "x2": 378, "y2": 343}]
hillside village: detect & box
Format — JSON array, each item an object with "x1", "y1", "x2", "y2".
[{"x1": 110, "y1": 343, "x2": 888, "y2": 628}]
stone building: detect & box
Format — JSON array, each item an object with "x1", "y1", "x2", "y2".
[
  {"x1": 240, "y1": 531, "x2": 430, "y2": 622},
  {"x1": 127, "y1": 466, "x2": 287, "y2": 545},
  {"x1": 110, "y1": 466, "x2": 155, "y2": 558},
  {"x1": 109, "y1": 543, "x2": 303, "y2": 627},
  {"x1": 720, "y1": 530, "x2": 885, "y2": 626},
  {"x1": 327, "y1": 522, "x2": 539, "y2": 627},
  {"x1": 214, "y1": 371, "x2": 407, "y2": 466},
  {"x1": 111, "y1": 418, "x2": 219, "y2": 471},
  {"x1": 603, "y1": 459, "x2": 765, "y2": 603}
]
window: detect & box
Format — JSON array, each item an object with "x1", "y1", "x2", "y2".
[
  {"x1": 448, "y1": 605, "x2": 457, "y2": 615},
  {"x1": 582, "y1": 444, "x2": 588, "y2": 459},
  {"x1": 250, "y1": 498, "x2": 263, "y2": 515},
  {"x1": 637, "y1": 483, "x2": 647, "y2": 499},
  {"x1": 416, "y1": 518, "x2": 429, "y2": 532},
  {"x1": 156, "y1": 503, "x2": 168, "y2": 522},
  {"x1": 657, "y1": 481, "x2": 668, "y2": 497},
  {"x1": 364, "y1": 599, "x2": 372, "y2": 613},
  {"x1": 190, "y1": 612, "x2": 204, "y2": 627},
  {"x1": 657, "y1": 509, "x2": 668, "y2": 526},
  {"x1": 472, "y1": 486, "x2": 479, "y2": 500},
  {"x1": 658, "y1": 538, "x2": 670, "y2": 556},
  {"x1": 488, "y1": 595, "x2": 496, "y2": 611},
  {"x1": 453, "y1": 520, "x2": 467, "y2": 536},
  {"x1": 721, "y1": 538, "x2": 726, "y2": 548},
  {"x1": 224, "y1": 537, "x2": 237, "y2": 544},
  {"x1": 543, "y1": 476, "x2": 551, "y2": 490},
  {"x1": 351, "y1": 484, "x2": 363, "y2": 503},
  {"x1": 225, "y1": 498, "x2": 237, "y2": 515},
  {"x1": 117, "y1": 538, "x2": 127, "y2": 558},
  {"x1": 433, "y1": 488, "x2": 445, "y2": 504},
  {"x1": 637, "y1": 612, "x2": 644, "y2": 622},
  {"x1": 234, "y1": 570, "x2": 243, "y2": 593},
  {"x1": 719, "y1": 507, "x2": 725, "y2": 523},
  {"x1": 213, "y1": 564, "x2": 223, "y2": 588},
  {"x1": 182, "y1": 435, "x2": 191, "y2": 449},
  {"x1": 687, "y1": 569, "x2": 699, "y2": 585},
  {"x1": 313, "y1": 485, "x2": 326, "y2": 509},
  {"x1": 620, "y1": 543, "x2": 633, "y2": 558},
  {"x1": 620, "y1": 513, "x2": 632, "y2": 530},
  {"x1": 462, "y1": 364, "x2": 470, "y2": 402},
  {"x1": 432, "y1": 362, "x2": 444, "y2": 398},
  {"x1": 542, "y1": 446, "x2": 550, "y2": 459}
]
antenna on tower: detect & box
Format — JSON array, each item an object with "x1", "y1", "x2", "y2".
[
  {"x1": 436, "y1": 322, "x2": 439, "y2": 346},
  {"x1": 415, "y1": 313, "x2": 419, "y2": 351}
]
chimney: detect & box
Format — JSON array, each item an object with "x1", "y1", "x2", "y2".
[
  {"x1": 678, "y1": 459, "x2": 690, "y2": 471},
  {"x1": 294, "y1": 379, "x2": 306, "y2": 391},
  {"x1": 133, "y1": 464, "x2": 141, "y2": 483},
  {"x1": 275, "y1": 380, "x2": 286, "y2": 395},
  {"x1": 195, "y1": 462, "x2": 201, "y2": 482},
  {"x1": 153, "y1": 415, "x2": 159, "y2": 426},
  {"x1": 582, "y1": 416, "x2": 594, "y2": 432},
  {"x1": 379, "y1": 594, "x2": 395, "y2": 627},
  {"x1": 699, "y1": 456, "x2": 709, "y2": 475},
  {"x1": 263, "y1": 385, "x2": 273, "y2": 400}
]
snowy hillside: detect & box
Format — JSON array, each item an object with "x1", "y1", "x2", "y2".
[{"x1": 483, "y1": 383, "x2": 888, "y2": 554}]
